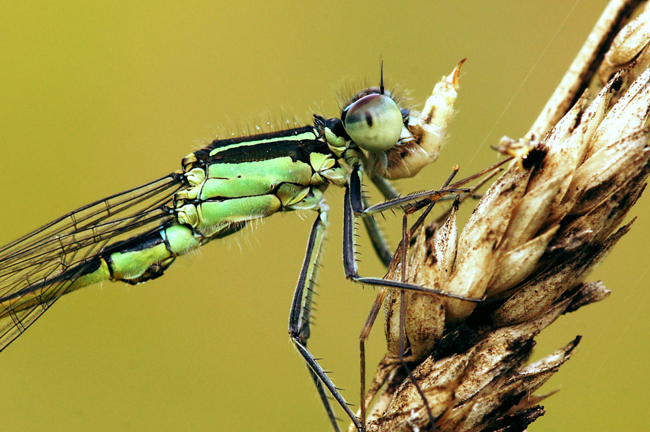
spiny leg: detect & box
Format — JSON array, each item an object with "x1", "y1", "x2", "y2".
[
  {"x1": 355, "y1": 164, "x2": 488, "y2": 430},
  {"x1": 346, "y1": 178, "x2": 475, "y2": 428},
  {"x1": 357, "y1": 200, "x2": 458, "y2": 432},
  {"x1": 359, "y1": 169, "x2": 470, "y2": 268},
  {"x1": 360, "y1": 194, "x2": 393, "y2": 268},
  {"x1": 366, "y1": 159, "x2": 509, "y2": 261},
  {"x1": 409, "y1": 167, "x2": 500, "y2": 249},
  {"x1": 359, "y1": 170, "x2": 460, "y2": 424},
  {"x1": 358, "y1": 171, "x2": 403, "y2": 268},
  {"x1": 360, "y1": 163, "x2": 494, "y2": 269},
  {"x1": 288, "y1": 204, "x2": 362, "y2": 432},
  {"x1": 391, "y1": 167, "x2": 463, "y2": 430},
  {"x1": 363, "y1": 158, "x2": 510, "y2": 218},
  {"x1": 352, "y1": 160, "x2": 511, "y2": 429},
  {"x1": 343, "y1": 166, "x2": 482, "y2": 301},
  {"x1": 352, "y1": 173, "x2": 455, "y2": 431},
  {"x1": 355, "y1": 207, "x2": 450, "y2": 432}
]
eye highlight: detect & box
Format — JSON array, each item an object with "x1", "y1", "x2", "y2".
[{"x1": 342, "y1": 93, "x2": 403, "y2": 152}]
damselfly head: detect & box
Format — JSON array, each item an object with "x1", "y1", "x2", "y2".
[{"x1": 340, "y1": 88, "x2": 407, "y2": 153}]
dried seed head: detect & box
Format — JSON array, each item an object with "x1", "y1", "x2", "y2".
[{"x1": 362, "y1": 7, "x2": 650, "y2": 432}]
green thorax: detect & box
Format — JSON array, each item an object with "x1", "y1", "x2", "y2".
[{"x1": 174, "y1": 124, "x2": 348, "y2": 237}]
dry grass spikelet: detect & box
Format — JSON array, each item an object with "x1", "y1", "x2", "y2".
[{"x1": 356, "y1": 2, "x2": 650, "y2": 431}]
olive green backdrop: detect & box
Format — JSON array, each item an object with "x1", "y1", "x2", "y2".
[{"x1": 1, "y1": 1, "x2": 647, "y2": 431}]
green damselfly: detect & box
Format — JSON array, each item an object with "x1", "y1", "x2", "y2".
[{"x1": 0, "y1": 61, "x2": 480, "y2": 431}]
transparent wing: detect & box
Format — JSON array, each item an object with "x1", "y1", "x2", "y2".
[{"x1": 0, "y1": 173, "x2": 184, "y2": 351}]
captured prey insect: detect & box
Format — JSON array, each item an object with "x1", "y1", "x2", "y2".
[{"x1": 0, "y1": 60, "x2": 480, "y2": 431}]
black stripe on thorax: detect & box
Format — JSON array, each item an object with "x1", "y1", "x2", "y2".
[
  {"x1": 206, "y1": 138, "x2": 332, "y2": 165},
  {"x1": 192, "y1": 126, "x2": 334, "y2": 165}
]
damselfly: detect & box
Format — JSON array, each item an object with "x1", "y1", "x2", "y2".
[{"x1": 0, "y1": 61, "x2": 481, "y2": 431}]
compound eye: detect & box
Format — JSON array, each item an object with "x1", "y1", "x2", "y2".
[{"x1": 342, "y1": 94, "x2": 403, "y2": 152}]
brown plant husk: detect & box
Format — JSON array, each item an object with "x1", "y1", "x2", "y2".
[{"x1": 356, "y1": 1, "x2": 650, "y2": 431}]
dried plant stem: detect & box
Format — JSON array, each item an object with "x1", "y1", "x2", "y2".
[{"x1": 530, "y1": 0, "x2": 644, "y2": 137}]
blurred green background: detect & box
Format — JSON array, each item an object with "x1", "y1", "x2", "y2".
[{"x1": 1, "y1": 1, "x2": 647, "y2": 431}]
